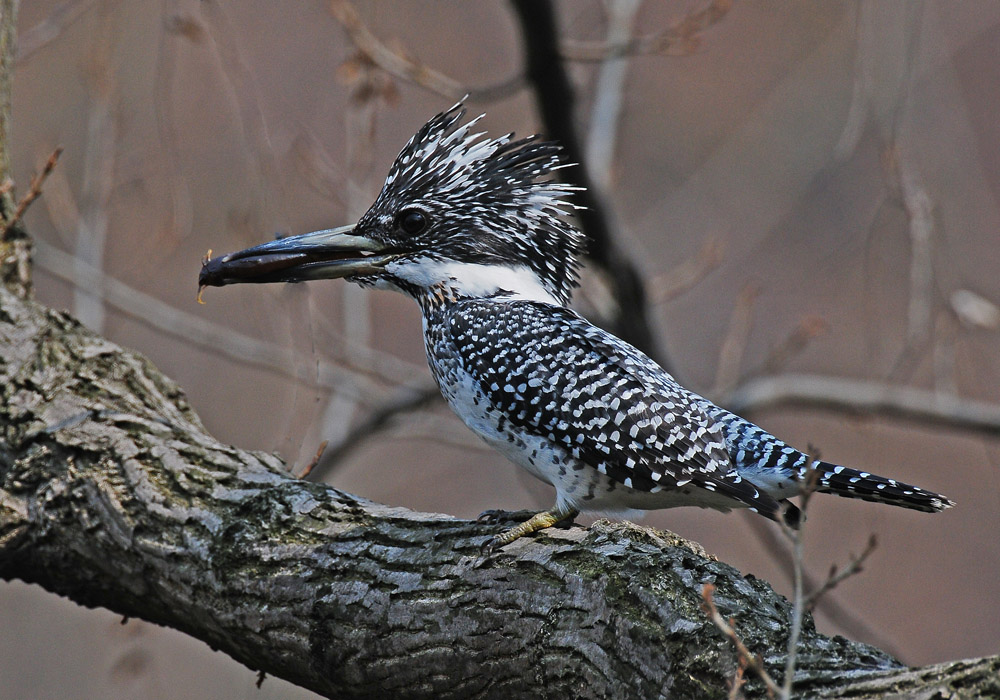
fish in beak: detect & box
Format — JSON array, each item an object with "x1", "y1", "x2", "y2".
[{"x1": 198, "y1": 225, "x2": 401, "y2": 301}]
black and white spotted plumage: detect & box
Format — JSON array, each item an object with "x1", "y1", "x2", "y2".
[
  {"x1": 424, "y1": 299, "x2": 787, "y2": 520},
  {"x1": 200, "y1": 103, "x2": 954, "y2": 532}
]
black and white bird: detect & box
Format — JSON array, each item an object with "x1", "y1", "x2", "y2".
[{"x1": 199, "y1": 104, "x2": 953, "y2": 550}]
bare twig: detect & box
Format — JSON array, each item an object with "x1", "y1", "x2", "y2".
[
  {"x1": 712, "y1": 284, "x2": 759, "y2": 397},
  {"x1": 781, "y1": 525, "x2": 804, "y2": 700},
  {"x1": 0, "y1": 0, "x2": 15, "y2": 210},
  {"x1": 15, "y1": 0, "x2": 97, "y2": 63},
  {"x1": 153, "y1": 5, "x2": 199, "y2": 243},
  {"x1": 329, "y1": 0, "x2": 731, "y2": 102},
  {"x1": 759, "y1": 315, "x2": 827, "y2": 376},
  {"x1": 775, "y1": 451, "x2": 823, "y2": 700},
  {"x1": 805, "y1": 534, "x2": 879, "y2": 611},
  {"x1": 200, "y1": 2, "x2": 284, "y2": 229},
  {"x1": 311, "y1": 387, "x2": 441, "y2": 480},
  {"x1": 561, "y1": 0, "x2": 734, "y2": 61},
  {"x1": 742, "y1": 515, "x2": 904, "y2": 658},
  {"x1": 73, "y1": 9, "x2": 117, "y2": 333},
  {"x1": 900, "y1": 160, "x2": 935, "y2": 352},
  {"x1": 725, "y1": 373, "x2": 1000, "y2": 439},
  {"x1": 649, "y1": 238, "x2": 724, "y2": 304},
  {"x1": 585, "y1": 0, "x2": 642, "y2": 191},
  {"x1": 887, "y1": 144, "x2": 937, "y2": 383},
  {"x1": 0, "y1": 147, "x2": 62, "y2": 238},
  {"x1": 294, "y1": 441, "x2": 329, "y2": 480},
  {"x1": 701, "y1": 583, "x2": 778, "y2": 699},
  {"x1": 932, "y1": 311, "x2": 959, "y2": 396},
  {"x1": 32, "y1": 239, "x2": 428, "y2": 396},
  {"x1": 329, "y1": 0, "x2": 523, "y2": 103},
  {"x1": 728, "y1": 655, "x2": 748, "y2": 700}
]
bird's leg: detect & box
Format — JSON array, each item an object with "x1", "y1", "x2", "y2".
[{"x1": 481, "y1": 505, "x2": 579, "y2": 553}]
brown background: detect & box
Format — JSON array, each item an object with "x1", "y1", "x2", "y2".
[{"x1": 2, "y1": 2, "x2": 998, "y2": 698}]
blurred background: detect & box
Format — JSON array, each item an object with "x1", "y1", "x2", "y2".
[{"x1": 3, "y1": 1, "x2": 999, "y2": 697}]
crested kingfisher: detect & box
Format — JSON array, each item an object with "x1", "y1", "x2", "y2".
[{"x1": 199, "y1": 104, "x2": 952, "y2": 550}]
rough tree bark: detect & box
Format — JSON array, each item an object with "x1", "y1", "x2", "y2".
[{"x1": 2, "y1": 287, "x2": 999, "y2": 699}]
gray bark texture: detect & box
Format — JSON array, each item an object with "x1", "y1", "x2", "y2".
[{"x1": 2, "y1": 287, "x2": 999, "y2": 699}]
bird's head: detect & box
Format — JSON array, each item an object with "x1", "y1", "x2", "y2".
[{"x1": 199, "y1": 104, "x2": 585, "y2": 306}]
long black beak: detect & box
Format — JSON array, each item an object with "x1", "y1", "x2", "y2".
[{"x1": 198, "y1": 225, "x2": 399, "y2": 295}]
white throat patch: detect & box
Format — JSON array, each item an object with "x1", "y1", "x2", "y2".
[{"x1": 385, "y1": 258, "x2": 561, "y2": 305}]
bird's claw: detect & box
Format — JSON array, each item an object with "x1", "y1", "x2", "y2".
[
  {"x1": 480, "y1": 535, "x2": 504, "y2": 555},
  {"x1": 476, "y1": 508, "x2": 537, "y2": 525}
]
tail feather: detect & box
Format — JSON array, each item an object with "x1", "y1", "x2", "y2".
[{"x1": 813, "y1": 461, "x2": 954, "y2": 513}]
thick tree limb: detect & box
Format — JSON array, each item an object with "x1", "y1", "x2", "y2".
[{"x1": 2, "y1": 287, "x2": 997, "y2": 699}]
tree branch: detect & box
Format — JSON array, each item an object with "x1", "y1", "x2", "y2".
[
  {"x1": 329, "y1": 0, "x2": 524, "y2": 103},
  {"x1": 6, "y1": 285, "x2": 994, "y2": 698},
  {"x1": 2, "y1": 282, "x2": 997, "y2": 699},
  {"x1": 725, "y1": 373, "x2": 1000, "y2": 439}
]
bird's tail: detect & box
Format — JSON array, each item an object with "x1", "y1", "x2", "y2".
[{"x1": 812, "y1": 461, "x2": 954, "y2": 513}]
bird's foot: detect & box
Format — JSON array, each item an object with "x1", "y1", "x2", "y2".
[{"x1": 479, "y1": 507, "x2": 579, "y2": 554}]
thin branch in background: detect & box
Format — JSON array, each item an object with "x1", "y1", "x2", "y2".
[
  {"x1": 289, "y1": 130, "x2": 348, "y2": 206},
  {"x1": 932, "y1": 310, "x2": 958, "y2": 397},
  {"x1": 329, "y1": 0, "x2": 523, "y2": 103},
  {"x1": 311, "y1": 387, "x2": 441, "y2": 480},
  {"x1": 152, "y1": 4, "x2": 202, "y2": 246},
  {"x1": 200, "y1": 1, "x2": 285, "y2": 231},
  {"x1": 335, "y1": 50, "x2": 399, "y2": 107},
  {"x1": 294, "y1": 440, "x2": 329, "y2": 480},
  {"x1": 510, "y1": 0, "x2": 665, "y2": 369},
  {"x1": 727, "y1": 655, "x2": 748, "y2": 700},
  {"x1": 725, "y1": 372, "x2": 1000, "y2": 439},
  {"x1": 561, "y1": 0, "x2": 733, "y2": 61},
  {"x1": 585, "y1": 0, "x2": 643, "y2": 192},
  {"x1": 742, "y1": 514, "x2": 904, "y2": 659},
  {"x1": 329, "y1": 0, "x2": 460, "y2": 98},
  {"x1": 831, "y1": 2, "x2": 870, "y2": 163},
  {"x1": 15, "y1": 0, "x2": 97, "y2": 63},
  {"x1": 74, "y1": 8, "x2": 118, "y2": 333},
  {"x1": 0, "y1": 0, "x2": 17, "y2": 220},
  {"x1": 315, "y1": 83, "x2": 385, "y2": 466},
  {"x1": 329, "y1": 0, "x2": 732, "y2": 101},
  {"x1": 712, "y1": 283, "x2": 759, "y2": 398},
  {"x1": 0, "y1": 147, "x2": 62, "y2": 238},
  {"x1": 389, "y1": 416, "x2": 497, "y2": 455},
  {"x1": 887, "y1": 144, "x2": 937, "y2": 383},
  {"x1": 805, "y1": 534, "x2": 878, "y2": 611},
  {"x1": 775, "y1": 452, "x2": 822, "y2": 700},
  {"x1": 942, "y1": 289, "x2": 1000, "y2": 394},
  {"x1": 701, "y1": 583, "x2": 778, "y2": 699},
  {"x1": 759, "y1": 315, "x2": 827, "y2": 376},
  {"x1": 32, "y1": 239, "x2": 429, "y2": 399},
  {"x1": 762, "y1": 450, "x2": 881, "y2": 699},
  {"x1": 648, "y1": 238, "x2": 724, "y2": 304}
]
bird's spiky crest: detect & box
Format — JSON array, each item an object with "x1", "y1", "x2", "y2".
[{"x1": 360, "y1": 103, "x2": 586, "y2": 304}]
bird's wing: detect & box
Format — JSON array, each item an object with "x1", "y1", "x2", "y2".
[{"x1": 446, "y1": 300, "x2": 780, "y2": 516}]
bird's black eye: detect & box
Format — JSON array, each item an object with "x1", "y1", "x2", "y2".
[{"x1": 396, "y1": 209, "x2": 428, "y2": 235}]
